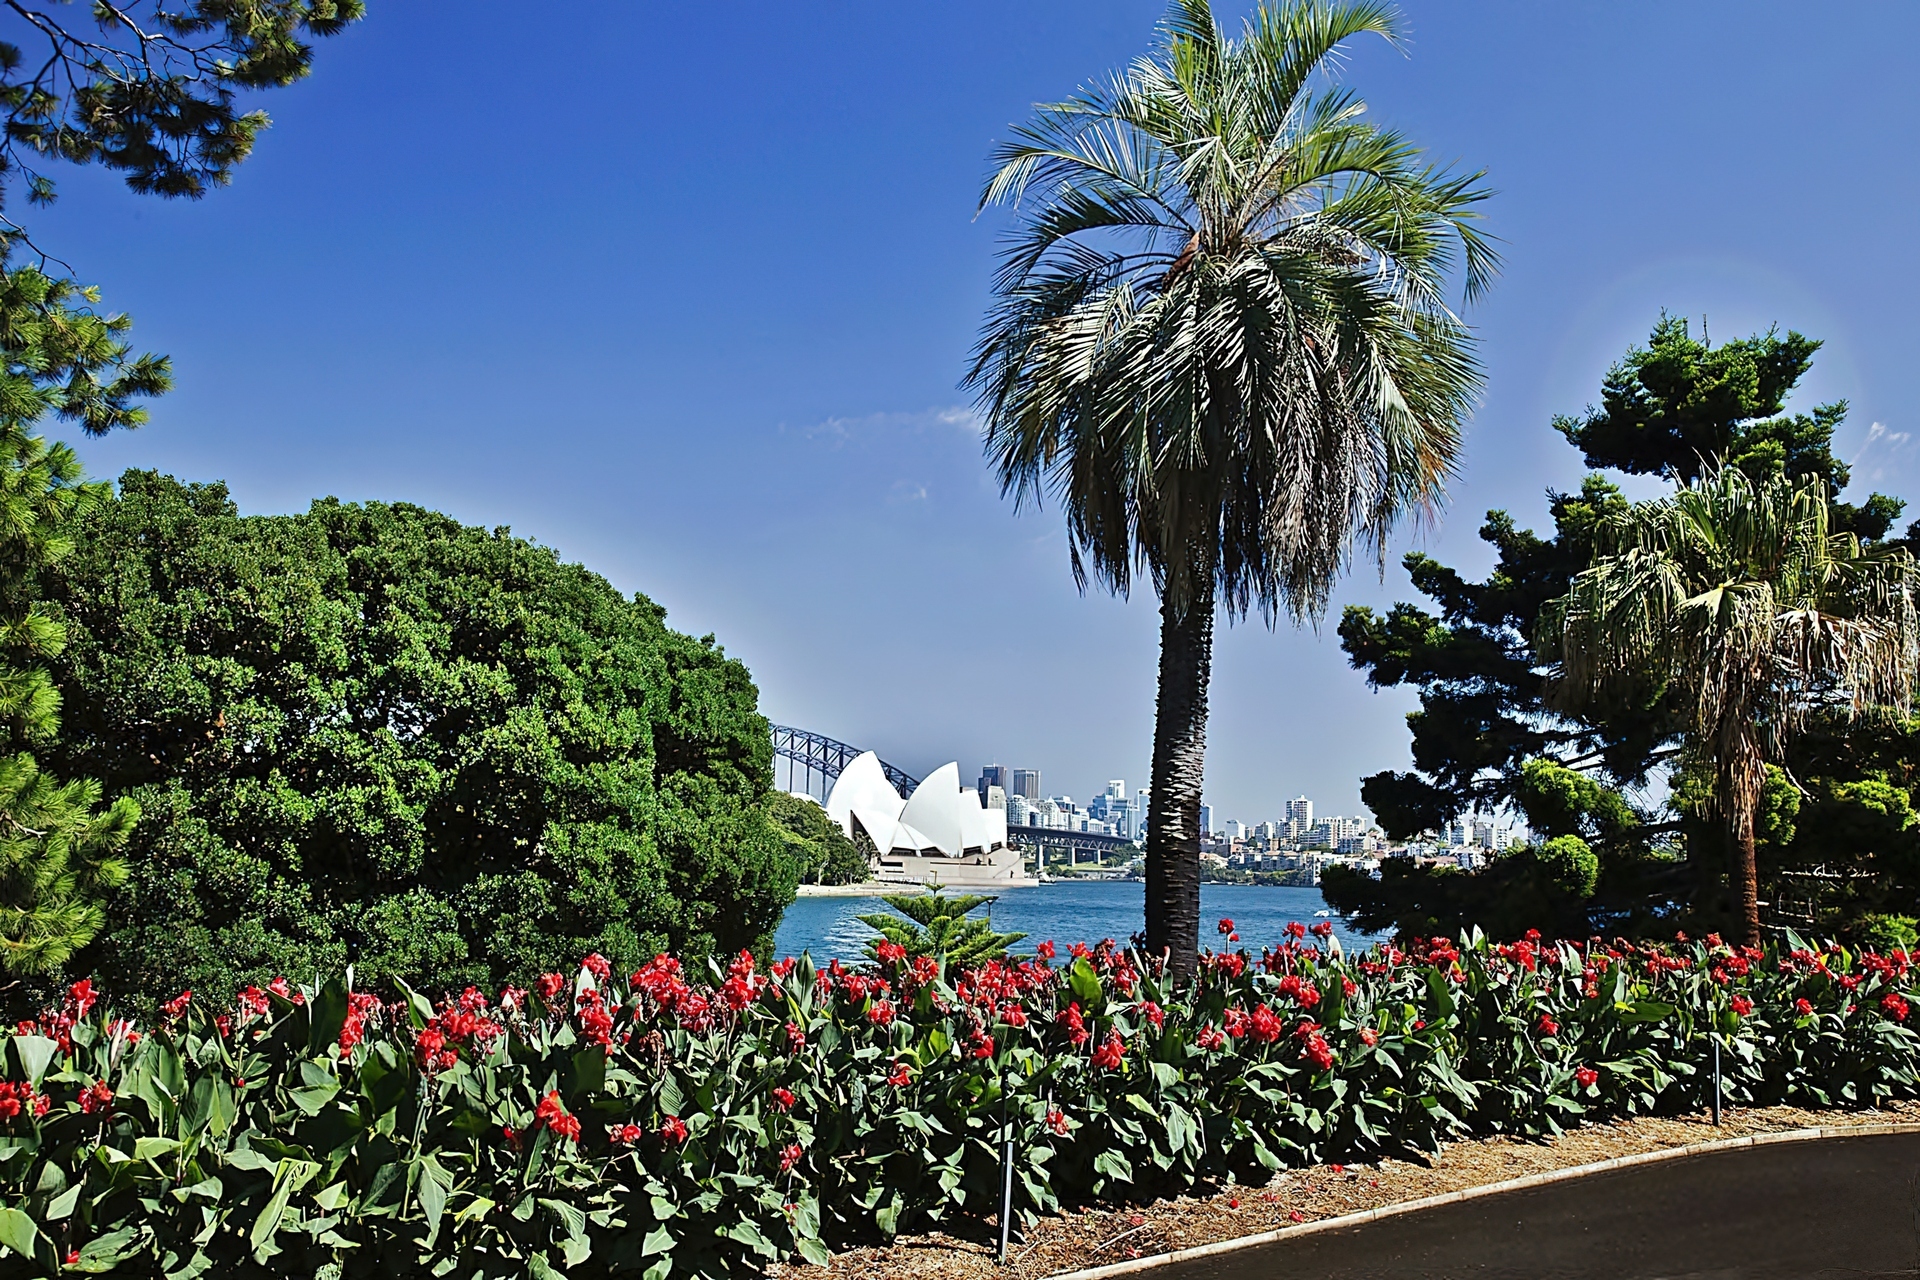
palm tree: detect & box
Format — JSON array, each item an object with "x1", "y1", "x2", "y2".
[
  {"x1": 967, "y1": 0, "x2": 1494, "y2": 975},
  {"x1": 1547, "y1": 466, "x2": 1918, "y2": 946}
]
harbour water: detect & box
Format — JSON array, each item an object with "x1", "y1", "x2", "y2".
[{"x1": 771, "y1": 879, "x2": 1376, "y2": 962}]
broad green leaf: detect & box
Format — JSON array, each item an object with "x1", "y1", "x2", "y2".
[
  {"x1": 8, "y1": 1036, "x2": 56, "y2": 1089},
  {"x1": 418, "y1": 1155, "x2": 453, "y2": 1247},
  {"x1": 0, "y1": 1208, "x2": 38, "y2": 1258},
  {"x1": 572, "y1": 1046, "x2": 606, "y2": 1097}
]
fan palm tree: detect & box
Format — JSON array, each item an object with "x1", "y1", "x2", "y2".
[
  {"x1": 1547, "y1": 466, "x2": 1918, "y2": 946},
  {"x1": 967, "y1": 0, "x2": 1494, "y2": 975}
]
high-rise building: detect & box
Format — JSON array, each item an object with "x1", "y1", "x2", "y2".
[
  {"x1": 1285, "y1": 796, "x2": 1313, "y2": 829},
  {"x1": 984, "y1": 785, "x2": 1006, "y2": 812},
  {"x1": 978, "y1": 764, "x2": 1008, "y2": 802},
  {"x1": 1198, "y1": 803, "x2": 1213, "y2": 837},
  {"x1": 1090, "y1": 781, "x2": 1139, "y2": 840},
  {"x1": 1010, "y1": 769, "x2": 1042, "y2": 802}
]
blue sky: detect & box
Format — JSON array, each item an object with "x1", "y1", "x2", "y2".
[{"x1": 31, "y1": 1, "x2": 1920, "y2": 825}]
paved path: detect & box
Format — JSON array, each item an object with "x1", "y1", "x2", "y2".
[{"x1": 1160, "y1": 1131, "x2": 1920, "y2": 1280}]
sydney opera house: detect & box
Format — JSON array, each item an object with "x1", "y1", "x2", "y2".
[{"x1": 824, "y1": 752, "x2": 1035, "y2": 888}]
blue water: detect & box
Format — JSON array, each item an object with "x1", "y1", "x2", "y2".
[{"x1": 771, "y1": 880, "x2": 1376, "y2": 962}]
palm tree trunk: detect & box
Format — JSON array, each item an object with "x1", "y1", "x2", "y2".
[
  {"x1": 1731, "y1": 800, "x2": 1761, "y2": 948},
  {"x1": 1144, "y1": 590, "x2": 1214, "y2": 981}
]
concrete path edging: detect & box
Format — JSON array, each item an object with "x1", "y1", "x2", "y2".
[{"x1": 1043, "y1": 1121, "x2": 1920, "y2": 1280}]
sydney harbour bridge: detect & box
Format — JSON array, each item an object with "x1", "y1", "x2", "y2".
[{"x1": 769, "y1": 724, "x2": 1137, "y2": 857}]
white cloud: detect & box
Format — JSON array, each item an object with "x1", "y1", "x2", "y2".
[
  {"x1": 786, "y1": 404, "x2": 982, "y2": 446},
  {"x1": 1852, "y1": 421, "x2": 1914, "y2": 485}
]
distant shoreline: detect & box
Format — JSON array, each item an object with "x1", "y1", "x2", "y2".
[{"x1": 793, "y1": 882, "x2": 909, "y2": 897}]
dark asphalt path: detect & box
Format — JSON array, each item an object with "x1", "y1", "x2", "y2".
[{"x1": 1160, "y1": 1132, "x2": 1920, "y2": 1280}]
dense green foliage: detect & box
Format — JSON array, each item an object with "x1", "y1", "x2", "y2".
[
  {"x1": 1334, "y1": 316, "x2": 1920, "y2": 940},
  {"x1": 856, "y1": 894, "x2": 1025, "y2": 966},
  {"x1": 0, "y1": 266, "x2": 169, "y2": 974},
  {"x1": 969, "y1": 0, "x2": 1493, "y2": 970},
  {"x1": 0, "y1": 931, "x2": 1911, "y2": 1276},
  {"x1": 765, "y1": 794, "x2": 868, "y2": 887},
  {"x1": 38, "y1": 472, "x2": 798, "y2": 1003}
]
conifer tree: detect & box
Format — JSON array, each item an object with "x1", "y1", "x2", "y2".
[{"x1": 0, "y1": 265, "x2": 163, "y2": 974}]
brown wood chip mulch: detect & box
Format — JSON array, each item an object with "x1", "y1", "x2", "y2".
[{"x1": 772, "y1": 1100, "x2": 1920, "y2": 1280}]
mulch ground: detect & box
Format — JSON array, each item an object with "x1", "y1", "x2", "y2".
[{"x1": 772, "y1": 1099, "x2": 1920, "y2": 1280}]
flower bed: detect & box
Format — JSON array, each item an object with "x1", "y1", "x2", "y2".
[{"x1": 1, "y1": 926, "x2": 1914, "y2": 1277}]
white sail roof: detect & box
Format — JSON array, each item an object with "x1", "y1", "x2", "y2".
[{"x1": 825, "y1": 752, "x2": 1008, "y2": 859}]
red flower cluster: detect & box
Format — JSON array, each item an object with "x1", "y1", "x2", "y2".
[
  {"x1": 1574, "y1": 1066, "x2": 1599, "y2": 1090},
  {"x1": 338, "y1": 991, "x2": 382, "y2": 1052},
  {"x1": 608, "y1": 1123, "x2": 644, "y2": 1146},
  {"x1": 1276, "y1": 973, "x2": 1320, "y2": 1009},
  {"x1": 78, "y1": 1081, "x2": 113, "y2": 1115},
  {"x1": 660, "y1": 1115, "x2": 688, "y2": 1145},
  {"x1": 0, "y1": 1081, "x2": 48, "y2": 1121},
  {"x1": 1295, "y1": 1021, "x2": 1335, "y2": 1071},
  {"x1": 533, "y1": 1090, "x2": 581, "y2": 1142},
  {"x1": 415, "y1": 988, "x2": 503, "y2": 1069},
  {"x1": 1090, "y1": 1032, "x2": 1125, "y2": 1070}
]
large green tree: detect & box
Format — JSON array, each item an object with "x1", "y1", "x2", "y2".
[
  {"x1": 43, "y1": 472, "x2": 799, "y2": 1002},
  {"x1": 1332, "y1": 316, "x2": 1916, "y2": 940},
  {"x1": 969, "y1": 0, "x2": 1492, "y2": 975}
]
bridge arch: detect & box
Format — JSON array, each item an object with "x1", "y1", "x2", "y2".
[{"x1": 770, "y1": 725, "x2": 919, "y2": 801}]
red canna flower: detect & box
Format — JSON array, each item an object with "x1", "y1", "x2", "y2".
[
  {"x1": 1537, "y1": 1014, "x2": 1559, "y2": 1037},
  {"x1": 1090, "y1": 1032, "x2": 1125, "y2": 1070},
  {"x1": 886, "y1": 1060, "x2": 911, "y2": 1088},
  {"x1": 1730, "y1": 995, "x2": 1753, "y2": 1017},
  {"x1": 581, "y1": 953, "x2": 612, "y2": 981},
  {"x1": 1046, "y1": 1106, "x2": 1070, "y2": 1136},
  {"x1": 1882, "y1": 992, "x2": 1910, "y2": 1022},
  {"x1": 78, "y1": 1082, "x2": 113, "y2": 1115},
  {"x1": 1795, "y1": 997, "x2": 1814, "y2": 1017},
  {"x1": 1574, "y1": 1065, "x2": 1599, "y2": 1089},
  {"x1": 779, "y1": 1142, "x2": 804, "y2": 1173},
  {"x1": 1310, "y1": 921, "x2": 1334, "y2": 939},
  {"x1": 771, "y1": 1087, "x2": 795, "y2": 1112},
  {"x1": 608, "y1": 1123, "x2": 644, "y2": 1146},
  {"x1": 1218, "y1": 919, "x2": 1235, "y2": 936},
  {"x1": 1358, "y1": 1028, "x2": 1379, "y2": 1047},
  {"x1": 660, "y1": 1115, "x2": 689, "y2": 1145}
]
